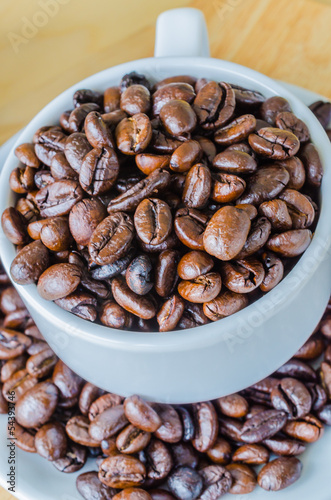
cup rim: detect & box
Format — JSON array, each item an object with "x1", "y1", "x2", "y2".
[{"x1": 1, "y1": 55, "x2": 331, "y2": 352}]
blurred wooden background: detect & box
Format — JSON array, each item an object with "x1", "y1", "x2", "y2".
[{"x1": 0, "y1": 0, "x2": 330, "y2": 497}]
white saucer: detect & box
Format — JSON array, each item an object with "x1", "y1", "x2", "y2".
[{"x1": 0, "y1": 82, "x2": 330, "y2": 500}]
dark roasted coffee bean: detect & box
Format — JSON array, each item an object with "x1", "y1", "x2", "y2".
[
  {"x1": 69, "y1": 198, "x2": 106, "y2": 247},
  {"x1": 99, "y1": 454, "x2": 146, "y2": 488},
  {"x1": 80, "y1": 146, "x2": 119, "y2": 195},
  {"x1": 66, "y1": 415, "x2": 101, "y2": 447},
  {"x1": 214, "y1": 114, "x2": 256, "y2": 146},
  {"x1": 116, "y1": 424, "x2": 151, "y2": 454},
  {"x1": 68, "y1": 103, "x2": 100, "y2": 133},
  {"x1": 35, "y1": 421, "x2": 67, "y2": 461},
  {"x1": 167, "y1": 466, "x2": 203, "y2": 500},
  {"x1": 295, "y1": 335, "x2": 325, "y2": 360},
  {"x1": 170, "y1": 140, "x2": 202, "y2": 172},
  {"x1": 52, "y1": 360, "x2": 84, "y2": 399},
  {"x1": 258, "y1": 457, "x2": 302, "y2": 491},
  {"x1": 55, "y1": 291, "x2": 98, "y2": 321},
  {"x1": 0, "y1": 328, "x2": 32, "y2": 360},
  {"x1": 36, "y1": 180, "x2": 84, "y2": 217},
  {"x1": 16, "y1": 381, "x2": 58, "y2": 428},
  {"x1": 1, "y1": 207, "x2": 28, "y2": 245},
  {"x1": 263, "y1": 436, "x2": 306, "y2": 456},
  {"x1": 12, "y1": 422, "x2": 36, "y2": 453},
  {"x1": 203, "y1": 206, "x2": 251, "y2": 260},
  {"x1": 199, "y1": 464, "x2": 233, "y2": 500},
  {"x1": 232, "y1": 443, "x2": 269, "y2": 465},
  {"x1": 76, "y1": 471, "x2": 117, "y2": 500},
  {"x1": 221, "y1": 258, "x2": 265, "y2": 294},
  {"x1": 26, "y1": 346, "x2": 57, "y2": 378},
  {"x1": 275, "y1": 111, "x2": 310, "y2": 142},
  {"x1": 174, "y1": 208, "x2": 209, "y2": 251},
  {"x1": 153, "y1": 83, "x2": 195, "y2": 116},
  {"x1": 283, "y1": 414, "x2": 324, "y2": 442},
  {"x1": 193, "y1": 81, "x2": 235, "y2": 131},
  {"x1": 238, "y1": 165, "x2": 290, "y2": 205},
  {"x1": 136, "y1": 153, "x2": 171, "y2": 175},
  {"x1": 260, "y1": 96, "x2": 292, "y2": 125},
  {"x1": 144, "y1": 438, "x2": 173, "y2": 483},
  {"x1": 135, "y1": 199, "x2": 172, "y2": 245},
  {"x1": 260, "y1": 251, "x2": 284, "y2": 292},
  {"x1": 240, "y1": 410, "x2": 288, "y2": 443},
  {"x1": 116, "y1": 113, "x2": 152, "y2": 155},
  {"x1": 37, "y1": 263, "x2": 82, "y2": 301},
  {"x1": 236, "y1": 217, "x2": 271, "y2": 259},
  {"x1": 211, "y1": 173, "x2": 246, "y2": 204},
  {"x1": 10, "y1": 240, "x2": 49, "y2": 285},
  {"x1": 160, "y1": 100, "x2": 197, "y2": 140},
  {"x1": 249, "y1": 127, "x2": 300, "y2": 159},
  {"x1": 267, "y1": 229, "x2": 312, "y2": 257},
  {"x1": 309, "y1": 100, "x2": 331, "y2": 129},
  {"x1": 206, "y1": 437, "x2": 232, "y2": 465},
  {"x1": 215, "y1": 394, "x2": 248, "y2": 418},
  {"x1": 153, "y1": 403, "x2": 183, "y2": 443},
  {"x1": 316, "y1": 404, "x2": 331, "y2": 425},
  {"x1": 53, "y1": 441, "x2": 87, "y2": 473},
  {"x1": 177, "y1": 251, "x2": 213, "y2": 281},
  {"x1": 15, "y1": 143, "x2": 40, "y2": 168},
  {"x1": 232, "y1": 84, "x2": 265, "y2": 110},
  {"x1": 155, "y1": 250, "x2": 180, "y2": 297},
  {"x1": 183, "y1": 164, "x2": 212, "y2": 209},
  {"x1": 203, "y1": 290, "x2": 248, "y2": 321},
  {"x1": 226, "y1": 463, "x2": 256, "y2": 495},
  {"x1": 275, "y1": 359, "x2": 317, "y2": 381},
  {"x1": 176, "y1": 407, "x2": 195, "y2": 442},
  {"x1": 120, "y1": 72, "x2": 151, "y2": 92},
  {"x1": 9, "y1": 166, "x2": 35, "y2": 193},
  {"x1": 191, "y1": 402, "x2": 218, "y2": 452},
  {"x1": 2, "y1": 368, "x2": 37, "y2": 402},
  {"x1": 299, "y1": 142, "x2": 323, "y2": 187},
  {"x1": 104, "y1": 86, "x2": 121, "y2": 113},
  {"x1": 121, "y1": 84, "x2": 151, "y2": 116},
  {"x1": 108, "y1": 169, "x2": 170, "y2": 213},
  {"x1": 157, "y1": 295, "x2": 185, "y2": 332},
  {"x1": 112, "y1": 278, "x2": 156, "y2": 319},
  {"x1": 178, "y1": 273, "x2": 222, "y2": 304},
  {"x1": 271, "y1": 378, "x2": 312, "y2": 419},
  {"x1": 64, "y1": 132, "x2": 92, "y2": 173},
  {"x1": 124, "y1": 395, "x2": 161, "y2": 432}
]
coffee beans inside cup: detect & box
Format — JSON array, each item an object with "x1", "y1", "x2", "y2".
[{"x1": 1, "y1": 72, "x2": 327, "y2": 332}]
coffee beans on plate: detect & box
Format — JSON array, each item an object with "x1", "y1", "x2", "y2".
[
  {"x1": 0, "y1": 74, "x2": 325, "y2": 334},
  {"x1": 0, "y1": 255, "x2": 331, "y2": 497}
]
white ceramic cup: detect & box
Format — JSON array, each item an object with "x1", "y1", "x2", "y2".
[{"x1": 0, "y1": 8, "x2": 330, "y2": 403}]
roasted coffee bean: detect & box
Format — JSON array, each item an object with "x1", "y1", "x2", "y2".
[
  {"x1": 52, "y1": 360, "x2": 84, "y2": 399},
  {"x1": 283, "y1": 414, "x2": 324, "y2": 443},
  {"x1": 55, "y1": 291, "x2": 98, "y2": 321},
  {"x1": 108, "y1": 169, "x2": 170, "y2": 213},
  {"x1": 206, "y1": 437, "x2": 231, "y2": 465},
  {"x1": 113, "y1": 489, "x2": 152, "y2": 500},
  {"x1": 299, "y1": 142, "x2": 323, "y2": 187},
  {"x1": 236, "y1": 217, "x2": 272, "y2": 259},
  {"x1": 275, "y1": 111, "x2": 310, "y2": 142},
  {"x1": 34, "y1": 170, "x2": 55, "y2": 189},
  {"x1": 1, "y1": 207, "x2": 28, "y2": 245},
  {"x1": 153, "y1": 83, "x2": 195, "y2": 116},
  {"x1": 295, "y1": 335, "x2": 325, "y2": 360},
  {"x1": 182, "y1": 164, "x2": 212, "y2": 209},
  {"x1": 153, "y1": 404, "x2": 183, "y2": 443},
  {"x1": 238, "y1": 165, "x2": 290, "y2": 205},
  {"x1": 160, "y1": 99, "x2": 197, "y2": 139},
  {"x1": 116, "y1": 113, "x2": 152, "y2": 154},
  {"x1": 37, "y1": 263, "x2": 82, "y2": 301},
  {"x1": 260, "y1": 96, "x2": 292, "y2": 125},
  {"x1": 15, "y1": 143, "x2": 40, "y2": 168},
  {"x1": 257, "y1": 457, "x2": 302, "y2": 491},
  {"x1": 134, "y1": 199, "x2": 172, "y2": 245},
  {"x1": 240, "y1": 410, "x2": 288, "y2": 443},
  {"x1": 320, "y1": 361, "x2": 331, "y2": 398},
  {"x1": 84, "y1": 111, "x2": 115, "y2": 149},
  {"x1": 260, "y1": 251, "x2": 284, "y2": 292},
  {"x1": 36, "y1": 180, "x2": 84, "y2": 217},
  {"x1": 64, "y1": 133, "x2": 92, "y2": 173},
  {"x1": 144, "y1": 438, "x2": 173, "y2": 482},
  {"x1": 154, "y1": 76, "x2": 196, "y2": 91},
  {"x1": 211, "y1": 172, "x2": 246, "y2": 204},
  {"x1": 249, "y1": 127, "x2": 300, "y2": 159},
  {"x1": 39, "y1": 217, "x2": 71, "y2": 252},
  {"x1": 167, "y1": 466, "x2": 203, "y2": 500},
  {"x1": 89, "y1": 405, "x2": 128, "y2": 442},
  {"x1": 175, "y1": 407, "x2": 195, "y2": 442},
  {"x1": 213, "y1": 149, "x2": 257, "y2": 175},
  {"x1": 275, "y1": 359, "x2": 317, "y2": 382},
  {"x1": 121, "y1": 72, "x2": 151, "y2": 92},
  {"x1": 171, "y1": 442, "x2": 198, "y2": 469},
  {"x1": 226, "y1": 463, "x2": 256, "y2": 494},
  {"x1": 203, "y1": 290, "x2": 248, "y2": 321},
  {"x1": 214, "y1": 114, "x2": 256, "y2": 146},
  {"x1": 170, "y1": 141, "x2": 202, "y2": 173},
  {"x1": 88, "y1": 393, "x2": 123, "y2": 421},
  {"x1": 73, "y1": 88, "x2": 103, "y2": 108},
  {"x1": 178, "y1": 273, "x2": 222, "y2": 304},
  {"x1": 271, "y1": 378, "x2": 312, "y2": 419},
  {"x1": 35, "y1": 421, "x2": 67, "y2": 461},
  {"x1": 80, "y1": 146, "x2": 119, "y2": 195},
  {"x1": 151, "y1": 130, "x2": 182, "y2": 154},
  {"x1": 215, "y1": 394, "x2": 249, "y2": 418},
  {"x1": 89, "y1": 213, "x2": 134, "y2": 266},
  {"x1": 1, "y1": 354, "x2": 27, "y2": 383},
  {"x1": 12, "y1": 422, "x2": 36, "y2": 453},
  {"x1": 309, "y1": 100, "x2": 331, "y2": 128},
  {"x1": 259, "y1": 200, "x2": 292, "y2": 232},
  {"x1": 221, "y1": 258, "x2": 265, "y2": 294},
  {"x1": 263, "y1": 436, "x2": 306, "y2": 456},
  {"x1": 199, "y1": 464, "x2": 233, "y2": 500},
  {"x1": 316, "y1": 404, "x2": 331, "y2": 426},
  {"x1": 174, "y1": 208, "x2": 209, "y2": 251},
  {"x1": 157, "y1": 295, "x2": 185, "y2": 332},
  {"x1": 116, "y1": 424, "x2": 151, "y2": 454},
  {"x1": 2, "y1": 369, "x2": 37, "y2": 402},
  {"x1": 232, "y1": 443, "x2": 269, "y2": 465},
  {"x1": 9, "y1": 166, "x2": 35, "y2": 193},
  {"x1": 10, "y1": 240, "x2": 49, "y2": 285},
  {"x1": 111, "y1": 278, "x2": 156, "y2": 319},
  {"x1": 121, "y1": 84, "x2": 151, "y2": 116},
  {"x1": 124, "y1": 395, "x2": 161, "y2": 432},
  {"x1": 68, "y1": 103, "x2": 100, "y2": 133},
  {"x1": 177, "y1": 251, "x2": 214, "y2": 281},
  {"x1": 15, "y1": 197, "x2": 39, "y2": 224},
  {"x1": 100, "y1": 301, "x2": 132, "y2": 329},
  {"x1": 79, "y1": 382, "x2": 105, "y2": 416},
  {"x1": 267, "y1": 229, "x2": 312, "y2": 257},
  {"x1": 15, "y1": 381, "x2": 58, "y2": 428},
  {"x1": 26, "y1": 346, "x2": 57, "y2": 378},
  {"x1": 69, "y1": 197, "x2": 107, "y2": 247},
  {"x1": 177, "y1": 302, "x2": 209, "y2": 329},
  {"x1": 76, "y1": 471, "x2": 117, "y2": 500},
  {"x1": 66, "y1": 415, "x2": 101, "y2": 447},
  {"x1": 193, "y1": 81, "x2": 235, "y2": 131},
  {"x1": 53, "y1": 441, "x2": 87, "y2": 473},
  {"x1": 155, "y1": 250, "x2": 180, "y2": 297},
  {"x1": 194, "y1": 136, "x2": 217, "y2": 164},
  {"x1": 232, "y1": 84, "x2": 265, "y2": 110},
  {"x1": 279, "y1": 189, "x2": 315, "y2": 228},
  {"x1": 136, "y1": 153, "x2": 171, "y2": 175},
  {"x1": 104, "y1": 86, "x2": 121, "y2": 113},
  {"x1": 191, "y1": 402, "x2": 218, "y2": 452},
  {"x1": 203, "y1": 206, "x2": 251, "y2": 261},
  {"x1": 0, "y1": 328, "x2": 32, "y2": 360},
  {"x1": 99, "y1": 454, "x2": 146, "y2": 488}
]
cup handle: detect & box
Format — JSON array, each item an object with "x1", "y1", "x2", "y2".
[{"x1": 154, "y1": 8, "x2": 210, "y2": 58}]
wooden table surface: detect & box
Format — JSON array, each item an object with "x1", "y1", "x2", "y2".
[{"x1": 0, "y1": 0, "x2": 330, "y2": 498}]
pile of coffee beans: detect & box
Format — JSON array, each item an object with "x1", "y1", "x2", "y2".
[
  {"x1": 0, "y1": 257, "x2": 331, "y2": 497},
  {"x1": 1, "y1": 73, "x2": 328, "y2": 332}
]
